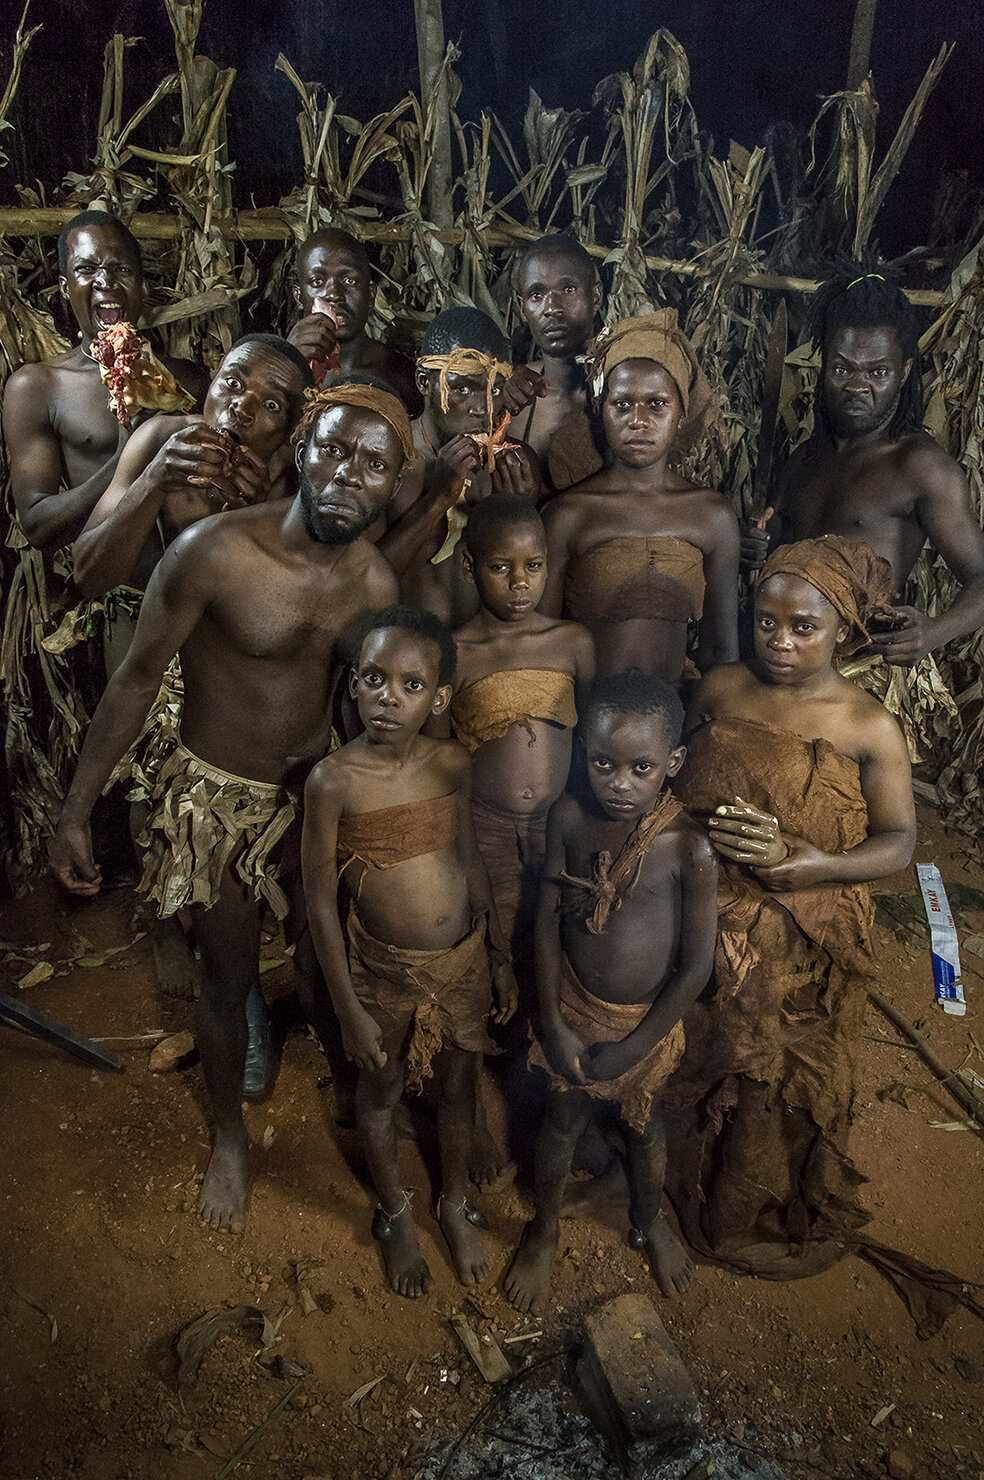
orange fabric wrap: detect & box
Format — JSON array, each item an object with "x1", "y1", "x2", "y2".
[
  {"x1": 759, "y1": 535, "x2": 895, "y2": 657},
  {"x1": 529, "y1": 957, "x2": 686, "y2": 1133},
  {"x1": 451, "y1": 669, "x2": 577, "y2": 752},
  {"x1": 564, "y1": 536, "x2": 705, "y2": 624},
  {"x1": 337, "y1": 793, "x2": 457, "y2": 874},
  {"x1": 346, "y1": 910, "x2": 495, "y2": 1089}
]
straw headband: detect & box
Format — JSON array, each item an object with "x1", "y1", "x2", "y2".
[
  {"x1": 294, "y1": 382, "x2": 417, "y2": 469},
  {"x1": 416, "y1": 347, "x2": 513, "y2": 430}
]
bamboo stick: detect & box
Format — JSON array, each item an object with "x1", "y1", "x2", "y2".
[
  {"x1": 413, "y1": 0, "x2": 454, "y2": 228},
  {"x1": 0, "y1": 206, "x2": 946, "y2": 303},
  {"x1": 868, "y1": 990, "x2": 984, "y2": 1128}
]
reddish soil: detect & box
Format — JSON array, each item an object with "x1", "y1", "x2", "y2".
[{"x1": 1, "y1": 802, "x2": 982, "y2": 1480}]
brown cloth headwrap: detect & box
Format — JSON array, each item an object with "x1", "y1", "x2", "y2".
[
  {"x1": 759, "y1": 535, "x2": 896, "y2": 657},
  {"x1": 581, "y1": 309, "x2": 719, "y2": 451},
  {"x1": 559, "y1": 788, "x2": 682, "y2": 934},
  {"x1": 294, "y1": 381, "x2": 417, "y2": 469}
]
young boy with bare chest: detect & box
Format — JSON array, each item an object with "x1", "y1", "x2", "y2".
[
  {"x1": 504, "y1": 673, "x2": 718, "y2": 1314},
  {"x1": 451, "y1": 494, "x2": 595, "y2": 971},
  {"x1": 302, "y1": 606, "x2": 517, "y2": 1298}
]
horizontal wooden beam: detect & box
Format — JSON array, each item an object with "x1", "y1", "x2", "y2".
[{"x1": 0, "y1": 205, "x2": 945, "y2": 305}]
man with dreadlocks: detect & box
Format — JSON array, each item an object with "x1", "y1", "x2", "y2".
[
  {"x1": 49, "y1": 379, "x2": 412, "y2": 1234},
  {"x1": 763, "y1": 265, "x2": 984, "y2": 676},
  {"x1": 386, "y1": 307, "x2": 543, "y2": 627}
]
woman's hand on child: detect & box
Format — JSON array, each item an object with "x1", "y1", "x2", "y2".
[
  {"x1": 707, "y1": 796, "x2": 787, "y2": 867},
  {"x1": 340, "y1": 1005, "x2": 388, "y2": 1073},
  {"x1": 491, "y1": 961, "x2": 519, "y2": 1024},
  {"x1": 753, "y1": 835, "x2": 832, "y2": 891},
  {"x1": 543, "y1": 1021, "x2": 588, "y2": 1085}
]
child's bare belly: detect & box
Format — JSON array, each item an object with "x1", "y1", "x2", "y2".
[
  {"x1": 588, "y1": 616, "x2": 688, "y2": 683},
  {"x1": 472, "y1": 721, "x2": 572, "y2": 816},
  {"x1": 561, "y1": 898, "x2": 678, "y2": 1005},
  {"x1": 352, "y1": 846, "x2": 472, "y2": 951}
]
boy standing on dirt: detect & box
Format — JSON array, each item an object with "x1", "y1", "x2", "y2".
[
  {"x1": 504, "y1": 672, "x2": 717, "y2": 1314},
  {"x1": 302, "y1": 606, "x2": 517, "y2": 1298}
]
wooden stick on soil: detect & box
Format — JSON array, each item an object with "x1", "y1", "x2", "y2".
[
  {"x1": 213, "y1": 1383, "x2": 300, "y2": 1479},
  {"x1": 868, "y1": 990, "x2": 984, "y2": 1128}
]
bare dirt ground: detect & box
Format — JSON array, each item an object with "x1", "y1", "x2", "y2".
[{"x1": 1, "y1": 802, "x2": 982, "y2": 1480}]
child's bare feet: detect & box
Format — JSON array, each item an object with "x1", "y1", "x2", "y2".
[
  {"x1": 561, "y1": 1161, "x2": 629, "y2": 1218},
  {"x1": 372, "y1": 1197, "x2": 431, "y2": 1299},
  {"x1": 198, "y1": 1126, "x2": 248, "y2": 1233},
  {"x1": 151, "y1": 917, "x2": 201, "y2": 1000},
  {"x1": 634, "y1": 1210, "x2": 694, "y2": 1297},
  {"x1": 502, "y1": 1220, "x2": 557, "y2": 1314},
  {"x1": 469, "y1": 1124, "x2": 516, "y2": 1192},
  {"x1": 438, "y1": 1196, "x2": 491, "y2": 1285}
]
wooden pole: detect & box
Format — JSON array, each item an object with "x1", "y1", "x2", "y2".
[
  {"x1": 846, "y1": 0, "x2": 878, "y2": 90},
  {"x1": 413, "y1": 0, "x2": 454, "y2": 227},
  {"x1": 0, "y1": 206, "x2": 946, "y2": 305}
]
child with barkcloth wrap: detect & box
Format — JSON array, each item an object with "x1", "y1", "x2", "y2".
[
  {"x1": 503, "y1": 672, "x2": 717, "y2": 1314},
  {"x1": 302, "y1": 606, "x2": 518, "y2": 1298},
  {"x1": 450, "y1": 494, "x2": 595, "y2": 982}
]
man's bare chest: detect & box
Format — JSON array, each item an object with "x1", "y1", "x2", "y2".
[{"x1": 53, "y1": 381, "x2": 120, "y2": 477}]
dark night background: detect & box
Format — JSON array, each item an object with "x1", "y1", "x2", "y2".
[{"x1": 1, "y1": 0, "x2": 982, "y2": 256}]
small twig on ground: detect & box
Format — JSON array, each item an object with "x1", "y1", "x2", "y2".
[
  {"x1": 213, "y1": 1383, "x2": 299, "y2": 1479},
  {"x1": 868, "y1": 991, "x2": 984, "y2": 1127}
]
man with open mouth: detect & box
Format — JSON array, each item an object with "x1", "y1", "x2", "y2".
[{"x1": 0, "y1": 209, "x2": 210, "y2": 880}]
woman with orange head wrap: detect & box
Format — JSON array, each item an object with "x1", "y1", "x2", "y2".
[
  {"x1": 539, "y1": 309, "x2": 738, "y2": 687},
  {"x1": 667, "y1": 535, "x2": 916, "y2": 1277}
]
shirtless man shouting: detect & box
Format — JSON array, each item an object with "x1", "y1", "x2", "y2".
[
  {"x1": 49, "y1": 381, "x2": 415, "y2": 1233},
  {"x1": 4, "y1": 209, "x2": 208, "y2": 553},
  {"x1": 765, "y1": 267, "x2": 984, "y2": 666}
]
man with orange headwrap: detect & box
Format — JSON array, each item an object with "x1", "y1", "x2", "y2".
[
  {"x1": 48, "y1": 379, "x2": 412, "y2": 1235},
  {"x1": 669, "y1": 534, "x2": 916, "y2": 1278}
]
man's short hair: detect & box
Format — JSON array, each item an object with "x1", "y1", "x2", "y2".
[
  {"x1": 419, "y1": 307, "x2": 510, "y2": 361},
  {"x1": 515, "y1": 232, "x2": 599, "y2": 285},
  {"x1": 809, "y1": 260, "x2": 924, "y2": 439},
  {"x1": 229, "y1": 333, "x2": 316, "y2": 390},
  {"x1": 463, "y1": 493, "x2": 544, "y2": 556},
  {"x1": 355, "y1": 603, "x2": 457, "y2": 688},
  {"x1": 296, "y1": 227, "x2": 370, "y2": 275},
  {"x1": 583, "y1": 671, "x2": 685, "y2": 748},
  {"x1": 57, "y1": 210, "x2": 142, "y2": 276}
]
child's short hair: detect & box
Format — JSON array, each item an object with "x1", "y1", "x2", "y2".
[
  {"x1": 584, "y1": 671, "x2": 685, "y2": 747},
  {"x1": 463, "y1": 493, "x2": 544, "y2": 555},
  {"x1": 355, "y1": 604, "x2": 457, "y2": 687}
]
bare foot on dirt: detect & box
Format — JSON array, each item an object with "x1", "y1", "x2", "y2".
[
  {"x1": 502, "y1": 1220, "x2": 557, "y2": 1314},
  {"x1": 469, "y1": 1124, "x2": 515, "y2": 1192},
  {"x1": 561, "y1": 1161, "x2": 629, "y2": 1218},
  {"x1": 637, "y1": 1211, "x2": 694, "y2": 1297},
  {"x1": 372, "y1": 1202, "x2": 431, "y2": 1298},
  {"x1": 151, "y1": 917, "x2": 201, "y2": 1001},
  {"x1": 439, "y1": 1198, "x2": 491, "y2": 1285},
  {"x1": 198, "y1": 1128, "x2": 248, "y2": 1233}
]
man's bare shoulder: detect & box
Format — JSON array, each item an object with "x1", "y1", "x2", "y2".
[
  {"x1": 3, "y1": 356, "x2": 68, "y2": 410},
  {"x1": 895, "y1": 431, "x2": 966, "y2": 485}
]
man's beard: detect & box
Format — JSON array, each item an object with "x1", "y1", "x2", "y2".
[{"x1": 298, "y1": 472, "x2": 374, "y2": 546}]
